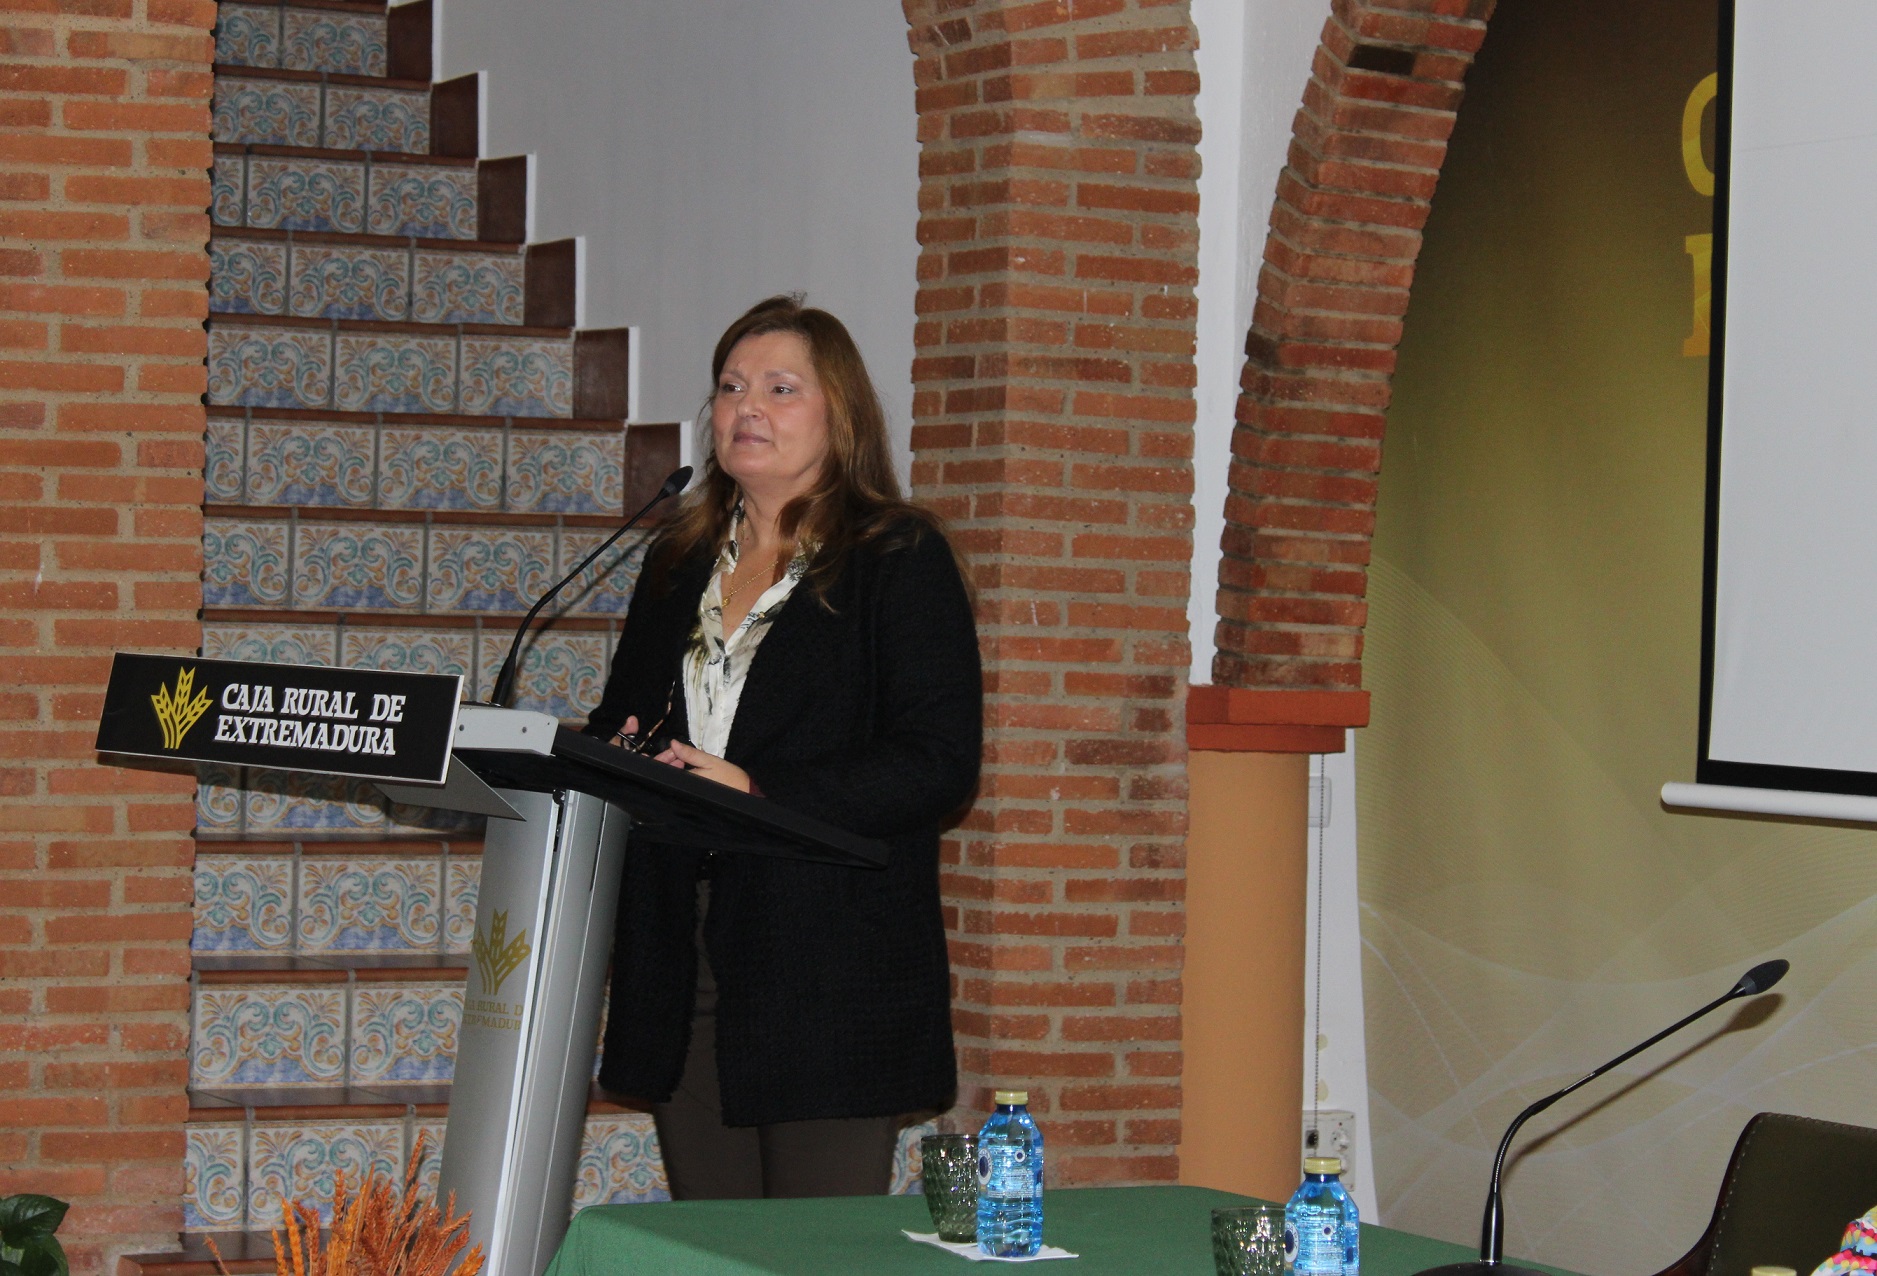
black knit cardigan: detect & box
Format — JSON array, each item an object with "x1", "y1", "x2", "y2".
[{"x1": 582, "y1": 517, "x2": 982, "y2": 1126}]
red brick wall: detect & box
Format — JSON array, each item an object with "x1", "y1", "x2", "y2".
[
  {"x1": 1213, "y1": 0, "x2": 1493, "y2": 699},
  {"x1": 0, "y1": 0, "x2": 213, "y2": 1268},
  {"x1": 901, "y1": 0, "x2": 1201, "y2": 1184}
]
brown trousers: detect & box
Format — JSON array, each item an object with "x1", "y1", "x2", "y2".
[{"x1": 649, "y1": 885, "x2": 900, "y2": 1200}]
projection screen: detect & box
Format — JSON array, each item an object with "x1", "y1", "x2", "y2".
[{"x1": 1692, "y1": 0, "x2": 1877, "y2": 802}]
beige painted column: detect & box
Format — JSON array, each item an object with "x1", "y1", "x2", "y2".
[{"x1": 1180, "y1": 750, "x2": 1309, "y2": 1201}]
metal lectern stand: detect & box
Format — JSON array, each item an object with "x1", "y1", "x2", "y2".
[{"x1": 377, "y1": 705, "x2": 886, "y2": 1276}]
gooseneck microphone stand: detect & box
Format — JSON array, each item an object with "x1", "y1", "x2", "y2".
[
  {"x1": 1414, "y1": 958, "x2": 1789, "y2": 1276},
  {"x1": 487, "y1": 464, "x2": 691, "y2": 708}
]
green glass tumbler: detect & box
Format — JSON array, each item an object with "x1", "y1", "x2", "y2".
[
  {"x1": 1212, "y1": 1204, "x2": 1287, "y2": 1276},
  {"x1": 920, "y1": 1133, "x2": 979, "y2": 1243}
]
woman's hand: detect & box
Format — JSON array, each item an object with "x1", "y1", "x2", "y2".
[
  {"x1": 653, "y1": 739, "x2": 753, "y2": 793},
  {"x1": 607, "y1": 715, "x2": 641, "y2": 748}
]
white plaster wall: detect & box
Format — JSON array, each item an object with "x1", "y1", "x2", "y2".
[
  {"x1": 437, "y1": 0, "x2": 920, "y2": 479},
  {"x1": 1190, "y1": 0, "x2": 1328, "y2": 683}
]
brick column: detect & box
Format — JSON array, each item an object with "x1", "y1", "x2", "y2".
[
  {"x1": 902, "y1": 0, "x2": 1200, "y2": 1184},
  {"x1": 0, "y1": 1, "x2": 213, "y2": 1269}
]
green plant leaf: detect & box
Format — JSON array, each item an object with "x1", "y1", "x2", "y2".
[
  {"x1": 18, "y1": 1238, "x2": 66, "y2": 1276},
  {"x1": 0, "y1": 1255, "x2": 28, "y2": 1276},
  {"x1": 0, "y1": 1198, "x2": 66, "y2": 1246}
]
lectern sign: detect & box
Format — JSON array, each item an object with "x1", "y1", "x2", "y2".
[{"x1": 96, "y1": 653, "x2": 460, "y2": 784}]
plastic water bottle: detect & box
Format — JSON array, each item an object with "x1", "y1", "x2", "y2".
[
  {"x1": 1285, "y1": 1156, "x2": 1359, "y2": 1276},
  {"x1": 976, "y1": 1089, "x2": 1044, "y2": 1257}
]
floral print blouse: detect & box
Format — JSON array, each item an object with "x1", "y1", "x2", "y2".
[{"x1": 681, "y1": 519, "x2": 811, "y2": 758}]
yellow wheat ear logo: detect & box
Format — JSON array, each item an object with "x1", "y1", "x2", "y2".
[
  {"x1": 150, "y1": 667, "x2": 213, "y2": 750},
  {"x1": 473, "y1": 909, "x2": 531, "y2": 997}
]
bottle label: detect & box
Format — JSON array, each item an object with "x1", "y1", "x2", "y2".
[{"x1": 976, "y1": 1144, "x2": 1036, "y2": 1198}]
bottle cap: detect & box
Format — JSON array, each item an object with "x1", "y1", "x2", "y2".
[
  {"x1": 1303, "y1": 1156, "x2": 1343, "y2": 1175},
  {"x1": 993, "y1": 1089, "x2": 1029, "y2": 1106}
]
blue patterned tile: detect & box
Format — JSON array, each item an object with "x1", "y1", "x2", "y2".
[
  {"x1": 192, "y1": 985, "x2": 347, "y2": 1088},
  {"x1": 426, "y1": 527, "x2": 552, "y2": 613},
  {"x1": 213, "y1": 77, "x2": 319, "y2": 147},
  {"x1": 344, "y1": 628, "x2": 475, "y2": 680},
  {"x1": 413, "y1": 1120, "x2": 447, "y2": 1201},
  {"x1": 891, "y1": 1120, "x2": 940, "y2": 1196},
  {"x1": 246, "y1": 420, "x2": 375, "y2": 507},
  {"x1": 411, "y1": 251, "x2": 524, "y2": 326},
  {"x1": 196, "y1": 764, "x2": 245, "y2": 838},
  {"x1": 459, "y1": 336, "x2": 573, "y2": 418},
  {"x1": 211, "y1": 160, "x2": 244, "y2": 228},
  {"x1": 194, "y1": 855, "x2": 293, "y2": 953},
  {"x1": 204, "y1": 418, "x2": 245, "y2": 502},
  {"x1": 444, "y1": 858, "x2": 478, "y2": 955},
  {"x1": 367, "y1": 164, "x2": 476, "y2": 239},
  {"x1": 203, "y1": 518, "x2": 290, "y2": 608},
  {"x1": 290, "y1": 245, "x2": 410, "y2": 322},
  {"x1": 348, "y1": 983, "x2": 461, "y2": 1084},
  {"x1": 294, "y1": 522, "x2": 425, "y2": 611},
  {"x1": 557, "y1": 529, "x2": 646, "y2": 617},
  {"x1": 572, "y1": 1114, "x2": 669, "y2": 1210},
  {"x1": 184, "y1": 1123, "x2": 246, "y2": 1232},
  {"x1": 248, "y1": 1121, "x2": 401, "y2": 1227},
  {"x1": 325, "y1": 86, "x2": 430, "y2": 153},
  {"x1": 246, "y1": 158, "x2": 365, "y2": 234},
  {"x1": 382, "y1": 799, "x2": 485, "y2": 838},
  {"x1": 507, "y1": 430, "x2": 625, "y2": 514},
  {"x1": 214, "y1": 4, "x2": 279, "y2": 68},
  {"x1": 203, "y1": 624, "x2": 338, "y2": 666},
  {"x1": 245, "y1": 771, "x2": 388, "y2": 837},
  {"x1": 297, "y1": 858, "x2": 441, "y2": 953},
  {"x1": 280, "y1": 9, "x2": 387, "y2": 77},
  {"x1": 497, "y1": 631, "x2": 610, "y2": 721},
  {"x1": 333, "y1": 332, "x2": 456, "y2": 414},
  {"x1": 207, "y1": 324, "x2": 333, "y2": 410},
  {"x1": 378, "y1": 425, "x2": 501, "y2": 511},
  {"x1": 209, "y1": 239, "x2": 287, "y2": 316}
]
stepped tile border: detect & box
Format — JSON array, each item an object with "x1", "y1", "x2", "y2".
[
  {"x1": 212, "y1": 145, "x2": 490, "y2": 241},
  {"x1": 209, "y1": 308, "x2": 569, "y2": 341},
  {"x1": 212, "y1": 226, "x2": 526, "y2": 258},
  {"x1": 203, "y1": 502, "x2": 630, "y2": 529},
  {"x1": 214, "y1": 64, "x2": 430, "y2": 94}
]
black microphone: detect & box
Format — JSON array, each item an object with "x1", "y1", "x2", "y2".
[
  {"x1": 1414, "y1": 958, "x2": 1789, "y2": 1276},
  {"x1": 487, "y1": 465, "x2": 691, "y2": 708}
]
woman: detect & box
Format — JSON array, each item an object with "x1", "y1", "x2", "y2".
[{"x1": 583, "y1": 295, "x2": 982, "y2": 1199}]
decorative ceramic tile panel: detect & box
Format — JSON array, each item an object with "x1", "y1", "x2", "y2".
[
  {"x1": 325, "y1": 86, "x2": 430, "y2": 153},
  {"x1": 348, "y1": 983, "x2": 461, "y2": 1084},
  {"x1": 378, "y1": 425, "x2": 502, "y2": 511},
  {"x1": 444, "y1": 858, "x2": 477, "y2": 954},
  {"x1": 245, "y1": 771, "x2": 388, "y2": 838},
  {"x1": 196, "y1": 764, "x2": 246, "y2": 838},
  {"x1": 203, "y1": 624, "x2": 338, "y2": 667},
  {"x1": 245, "y1": 420, "x2": 376, "y2": 507},
  {"x1": 247, "y1": 1121, "x2": 402, "y2": 1227},
  {"x1": 202, "y1": 518, "x2": 290, "y2": 608},
  {"x1": 333, "y1": 331, "x2": 457, "y2": 414},
  {"x1": 556, "y1": 530, "x2": 645, "y2": 617},
  {"x1": 344, "y1": 628, "x2": 475, "y2": 680},
  {"x1": 193, "y1": 855, "x2": 293, "y2": 953},
  {"x1": 572, "y1": 1114, "x2": 669, "y2": 1209},
  {"x1": 279, "y1": 9, "x2": 387, "y2": 77},
  {"x1": 211, "y1": 160, "x2": 245, "y2": 227},
  {"x1": 293, "y1": 521, "x2": 426, "y2": 611},
  {"x1": 184, "y1": 1123, "x2": 246, "y2": 1232},
  {"x1": 411, "y1": 251, "x2": 524, "y2": 326},
  {"x1": 382, "y1": 799, "x2": 485, "y2": 837},
  {"x1": 204, "y1": 418, "x2": 245, "y2": 502},
  {"x1": 494, "y1": 631, "x2": 610, "y2": 721},
  {"x1": 890, "y1": 1119, "x2": 939, "y2": 1196},
  {"x1": 413, "y1": 1119, "x2": 447, "y2": 1201},
  {"x1": 209, "y1": 238, "x2": 288, "y2": 315},
  {"x1": 507, "y1": 430, "x2": 625, "y2": 514},
  {"x1": 214, "y1": 4, "x2": 280, "y2": 69},
  {"x1": 426, "y1": 526, "x2": 554, "y2": 613},
  {"x1": 458, "y1": 336, "x2": 574, "y2": 418},
  {"x1": 246, "y1": 157, "x2": 367, "y2": 234},
  {"x1": 207, "y1": 323, "x2": 333, "y2": 410},
  {"x1": 213, "y1": 77, "x2": 319, "y2": 147},
  {"x1": 290, "y1": 245, "x2": 410, "y2": 322},
  {"x1": 297, "y1": 858, "x2": 441, "y2": 953},
  {"x1": 192, "y1": 985, "x2": 347, "y2": 1088},
  {"x1": 367, "y1": 164, "x2": 476, "y2": 239}
]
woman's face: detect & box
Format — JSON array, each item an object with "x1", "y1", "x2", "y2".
[{"x1": 710, "y1": 330, "x2": 832, "y2": 506}]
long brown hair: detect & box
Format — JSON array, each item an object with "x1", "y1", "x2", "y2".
[{"x1": 651, "y1": 294, "x2": 951, "y2": 599}]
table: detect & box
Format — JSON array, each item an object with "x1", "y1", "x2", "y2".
[{"x1": 544, "y1": 1186, "x2": 1580, "y2": 1276}]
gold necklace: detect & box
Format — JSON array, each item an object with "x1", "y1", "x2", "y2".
[{"x1": 720, "y1": 553, "x2": 783, "y2": 606}]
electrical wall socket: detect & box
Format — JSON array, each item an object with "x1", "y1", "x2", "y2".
[{"x1": 1301, "y1": 1109, "x2": 1358, "y2": 1189}]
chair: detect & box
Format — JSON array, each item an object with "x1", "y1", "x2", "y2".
[{"x1": 1653, "y1": 1113, "x2": 1877, "y2": 1276}]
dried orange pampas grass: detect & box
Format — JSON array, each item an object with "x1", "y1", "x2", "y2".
[{"x1": 210, "y1": 1133, "x2": 484, "y2": 1276}]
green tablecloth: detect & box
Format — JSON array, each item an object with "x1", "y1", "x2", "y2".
[{"x1": 545, "y1": 1186, "x2": 1577, "y2": 1276}]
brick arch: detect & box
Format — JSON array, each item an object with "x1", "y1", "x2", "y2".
[{"x1": 1211, "y1": 0, "x2": 1496, "y2": 712}]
